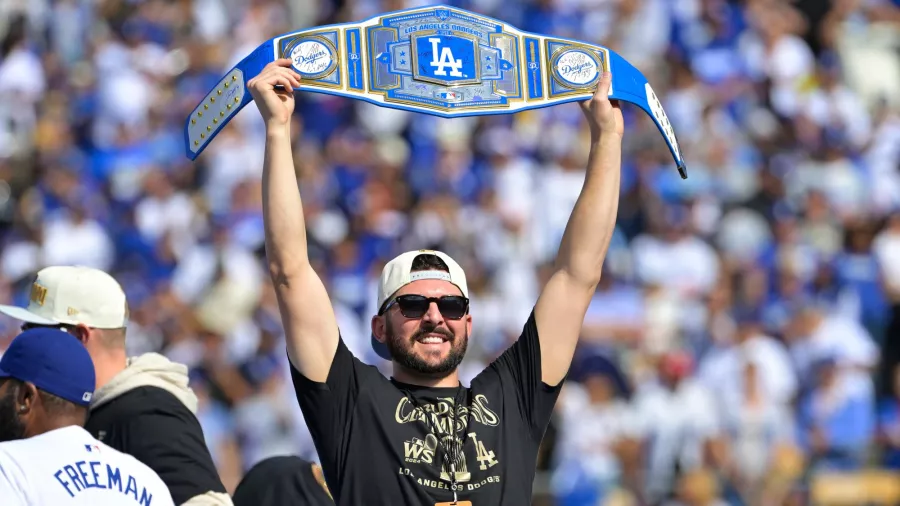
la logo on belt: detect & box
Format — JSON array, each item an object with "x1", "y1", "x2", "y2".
[{"x1": 184, "y1": 4, "x2": 688, "y2": 180}]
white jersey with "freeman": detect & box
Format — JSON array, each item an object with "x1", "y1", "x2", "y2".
[{"x1": 0, "y1": 425, "x2": 174, "y2": 506}]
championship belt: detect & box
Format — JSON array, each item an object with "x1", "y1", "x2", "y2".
[{"x1": 184, "y1": 5, "x2": 687, "y2": 178}]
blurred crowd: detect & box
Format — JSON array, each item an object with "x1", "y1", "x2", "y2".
[{"x1": 1, "y1": 0, "x2": 899, "y2": 505}]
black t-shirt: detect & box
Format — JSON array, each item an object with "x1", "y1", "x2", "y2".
[{"x1": 291, "y1": 310, "x2": 563, "y2": 505}]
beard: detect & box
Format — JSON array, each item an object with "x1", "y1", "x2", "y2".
[
  {"x1": 385, "y1": 321, "x2": 467, "y2": 376},
  {"x1": 0, "y1": 385, "x2": 26, "y2": 443}
]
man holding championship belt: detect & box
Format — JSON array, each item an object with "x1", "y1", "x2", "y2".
[
  {"x1": 184, "y1": 5, "x2": 688, "y2": 504},
  {"x1": 249, "y1": 48, "x2": 623, "y2": 506}
]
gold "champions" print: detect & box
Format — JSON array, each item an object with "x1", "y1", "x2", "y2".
[{"x1": 394, "y1": 394, "x2": 499, "y2": 430}]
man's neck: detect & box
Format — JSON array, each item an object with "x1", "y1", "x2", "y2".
[
  {"x1": 94, "y1": 351, "x2": 128, "y2": 390},
  {"x1": 27, "y1": 419, "x2": 82, "y2": 439},
  {"x1": 392, "y1": 365, "x2": 460, "y2": 388}
]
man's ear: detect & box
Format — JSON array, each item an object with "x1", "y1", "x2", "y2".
[
  {"x1": 15, "y1": 382, "x2": 38, "y2": 416},
  {"x1": 72, "y1": 324, "x2": 91, "y2": 345},
  {"x1": 371, "y1": 315, "x2": 387, "y2": 344}
]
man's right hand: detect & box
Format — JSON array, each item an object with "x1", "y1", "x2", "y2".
[
  {"x1": 247, "y1": 59, "x2": 301, "y2": 130},
  {"x1": 255, "y1": 57, "x2": 339, "y2": 384}
]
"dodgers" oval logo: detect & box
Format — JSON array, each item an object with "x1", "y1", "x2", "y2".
[
  {"x1": 553, "y1": 50, "x2": 599, "y2": 87},
  {"x1": 289, "y1": 39, "x2": 336, "y2": 79}
]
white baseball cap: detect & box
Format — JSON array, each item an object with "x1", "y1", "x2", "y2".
[
  {"x1": 0, "y1": 266, "x2": 129, "y2": 329},
  {"x1": 372, "y1": 250, "x2": 468, "y2": 359}
]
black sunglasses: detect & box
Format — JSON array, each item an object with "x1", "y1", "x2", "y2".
[{"x1": 381, "y1": 295, "x2": 469, "y2": 320}]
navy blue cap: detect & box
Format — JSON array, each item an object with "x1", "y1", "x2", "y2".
[
  {"x1": 571, "y1": 352, "x2": 631, "y2": 399},
  {"x1": 0, "y1": 328, "x2": 95, "y2": 407},
  {"x1": 372, "y1": 334, "x2": 391, "y2": 361}
]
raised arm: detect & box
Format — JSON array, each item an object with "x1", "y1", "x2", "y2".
[
  {"x1": 248, "y1": 59, "x2": 339, "y2": 382},
  {"x1": 534, "y1": 71, "x2": 624, "y2": 386}
]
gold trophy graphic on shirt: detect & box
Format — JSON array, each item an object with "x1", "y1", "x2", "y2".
[{"x1": 424, "y1": 434, "x2": 471, "y2": 483}]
